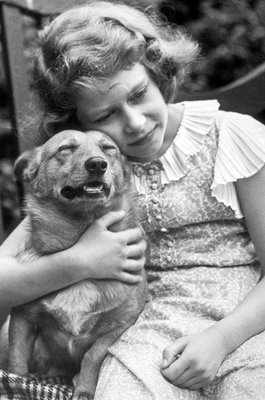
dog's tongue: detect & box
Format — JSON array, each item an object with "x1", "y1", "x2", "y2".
[{"x1": 83, "y1": 183, "x2": 104, "y2": 193}]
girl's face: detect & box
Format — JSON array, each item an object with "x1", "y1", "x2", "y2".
[{"x1": 76, "y1": 63, "x2": 169, "y2": 162}]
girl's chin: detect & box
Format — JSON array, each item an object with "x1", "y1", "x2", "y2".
[
  {"x1": 126, "y1": 147, "x2": 161, "y2": 163},
  {"x1": 126, "y1": 137, "x2": 164, "y2": 162}
]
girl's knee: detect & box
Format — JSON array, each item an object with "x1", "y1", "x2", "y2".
[{"x1": 94, "y1": 356, "x2": 153, "y2": 400}]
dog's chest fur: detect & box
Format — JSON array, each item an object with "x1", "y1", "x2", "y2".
[{"x1": 36, "y1": 279, "x2": 131, "y2": 337}]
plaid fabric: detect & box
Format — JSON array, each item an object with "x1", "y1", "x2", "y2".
[{"x1": 0, "y1": 370, "x2": 74, "y2": 400}]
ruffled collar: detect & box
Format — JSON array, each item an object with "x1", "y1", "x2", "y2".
[{"x1": 131, "y1": 100, "x2": 220, "y2": 194}]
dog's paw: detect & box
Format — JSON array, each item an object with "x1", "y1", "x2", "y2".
[
  {"x1": 8, "y1": 362, "x2": 29, "y2": 376},
  {"x1": 72, "y1": 377, "x2": 96, "y2": 400},
  {"x1": 72, "y1": 369, "x2": 98, "y2": 400},
  {"x1": 72, "y1": 391, "x2": 94, "y2": 400}
]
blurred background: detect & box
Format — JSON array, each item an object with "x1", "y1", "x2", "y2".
[{"x1": 0, "y1": 0, "x2": 265, "y2": 236}]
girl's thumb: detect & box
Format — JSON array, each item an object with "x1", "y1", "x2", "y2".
[
  {"x1": 161, "y1": 336, "x2": 188, "y2": 369},
  {"x1": 160, "y1": 357, "x2": 170, "y2": 369},
  {"x1": 99, "y1": 210, "x2": 126, "y2": 228}
]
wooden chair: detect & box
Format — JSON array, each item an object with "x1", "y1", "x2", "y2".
[
  {"x1": 0, "y1": 0, "x2": 86, "y2": 243},
  {"x1": 0, "y1": 0, "x2": 265, "y2": 244}
]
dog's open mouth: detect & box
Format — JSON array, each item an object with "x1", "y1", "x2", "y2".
[
  {"x1": 83, "y1": 182, "x2": 104, "y2": 194},
  {"x1": 61, "y1": 181, "x2": 109, "y2": 199}
]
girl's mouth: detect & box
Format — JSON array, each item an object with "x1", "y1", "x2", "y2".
[{"x1": 130, "y1": 127, "x2": 156, "y2": 147}]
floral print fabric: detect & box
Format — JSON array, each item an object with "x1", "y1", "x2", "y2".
[{"x1": 93, "y1": 101, "x2": 265, "y2": 399}]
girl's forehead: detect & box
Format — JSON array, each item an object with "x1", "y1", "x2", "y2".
[
  {"x1": 86, "y1": 82, "x2": 130, "y2": 102},
  {"x1": 79, "y1": 63, "x2": 148, "y2": 97},
  {"x1": 108, "y1": 64, "x2": 148, "y2": 89},
  {"x1": 77, "y1": 63, "x2": 149, "y2": 109}
]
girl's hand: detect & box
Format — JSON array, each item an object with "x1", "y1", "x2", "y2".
[
  {"x1": 64, "y1": 211, "x2": 146, "y2": 283},
  {"x1": 161, "y1": 327, "x2": 230, "y2": 390}
]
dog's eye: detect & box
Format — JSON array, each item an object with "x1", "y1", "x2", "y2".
[
  {"x1": 58, "y1": 145, "x2": 75, "y2": 153},
  {"x1": 102, "y1": 144, "x2": 116, "y2": 151}
]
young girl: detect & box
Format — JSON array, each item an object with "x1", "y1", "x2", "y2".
[{"x1": 2, "y1": 1, "x2": 265, "y2": 399}]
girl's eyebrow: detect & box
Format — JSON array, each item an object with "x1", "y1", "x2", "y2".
[
  {"x1": 108, "y1": 77, "x2": 148, "y2": 94},
  {"x1": 92, "y1": 78, "x2": 149, "y2": 118}
]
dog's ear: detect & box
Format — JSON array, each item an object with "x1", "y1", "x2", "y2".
[
  {"x1": 14, "y1": 148, "x2": 41, "y2": 182},
  {"x1": 122, "y1": 155, "x2": 132, "y2": 179}
]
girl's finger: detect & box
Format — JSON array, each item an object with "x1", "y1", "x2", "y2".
[
  {"x1": 162, "y1": 359, "x2": 190, "y2": 383},
  {"x1": 96, "y1": 210, "x2": 126, "y2": 228},
  {"x1": 126, "y1": 241, "x2": 146, "y2": 259},
  {"x1": 172, "y1": 367, "x2": 194, "y2": 386},
  {"x1": 122, "y1": 227, "x2": 144, "y2": 244},
  {"x1": 124, "y1": 258, "x2": 145, "y2": 272},
  {"x1": 174, "y1": 376, "x2": 203, "y2": 388},
  {"x1": 118, "y1": 272, "x2": 143, "y2": 284},
  {"x1": 183, "y1": 376, "x2": 210, "y2": 390},
  {"x1": 161, "y1": 336, "x2": 188, "y2": 369}
]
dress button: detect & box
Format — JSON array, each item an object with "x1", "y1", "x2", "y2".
[
  {"x1": 152, "y1": 198, "x2": 158, "y2": 204},
  {"x1": 166, "y1": 241, "x2": 173, "y2": 247},
  {"x1": 155, "y1": 215, "x2": 162, "y2": 221},
  {"x1": 161, "y1": 227, "x2": 168, "y2": 233},
  {"x1": 147, "y1": 168, "x2": 155, "y2": 175},
  {"x1": 150, "y1": 183, "x2": 158, "y2": 190},
  {"x1": 132, "y1": 165, "x2": 144, "y2": 176}
]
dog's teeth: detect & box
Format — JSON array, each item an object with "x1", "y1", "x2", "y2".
[{"x1": 83, "y1": 184, "x2": 103, "y2": 193}]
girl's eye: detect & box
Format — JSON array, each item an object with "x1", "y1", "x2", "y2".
[
  {"x1": 95, "y1": 111, "x2": 114, "y2": 124},
  {"x1": 131, "y1": 87, "x2": 148, "y2": 103}
]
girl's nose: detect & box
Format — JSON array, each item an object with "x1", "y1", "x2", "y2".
[{"x1": 124, "y1": 107, "x2": 146, "y2": 134}]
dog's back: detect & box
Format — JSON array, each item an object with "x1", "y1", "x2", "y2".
[{"x1": 9, "y1": 130, "x2": 147, "y2": 397}]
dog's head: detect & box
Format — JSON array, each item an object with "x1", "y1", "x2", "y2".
[{"x1": 15, "y1": 130, "x2": 131, "y2": 211}]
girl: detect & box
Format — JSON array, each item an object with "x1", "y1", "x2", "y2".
[{"x1": 2, "y1": 1, "x2": 265, "y2": 399}]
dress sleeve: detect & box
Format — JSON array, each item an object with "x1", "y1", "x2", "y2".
[{"x1": 211, "y1": 111, "x2": 265, "y2": 218}]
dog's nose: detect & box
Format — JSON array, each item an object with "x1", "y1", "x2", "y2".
[{"x1": 85, "y1": 157, "x2": 108, "y2": 175}]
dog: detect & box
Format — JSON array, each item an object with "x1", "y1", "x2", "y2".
[{"x1": 8, "y1": 129, "x2": 147, "y2": 400}]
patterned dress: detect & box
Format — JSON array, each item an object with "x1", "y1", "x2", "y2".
[{"x1": 93, "y1": 100, "x2": 265, "y2": 400}]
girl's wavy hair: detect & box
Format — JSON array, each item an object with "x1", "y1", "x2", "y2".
[{"x1": 33, "y1": 0, "x2": 199, "y2": 138}]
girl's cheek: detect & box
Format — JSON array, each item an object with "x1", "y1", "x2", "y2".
[{"x1": 105, "y1": 124, "x2": 124, "y2": 142}]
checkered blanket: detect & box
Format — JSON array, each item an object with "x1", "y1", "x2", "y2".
[{"x1": 0, "y1": 370, "x2": 73, "y2": 400}]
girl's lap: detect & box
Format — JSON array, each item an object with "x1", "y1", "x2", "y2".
[
  {"x1": 95, "y1": 329, "x2": 265, "y2": 400},
  {"x1": 93, "y1": 265, "x2": 265, "y2": 400},
  {"x1": 95, "y1": 344, "x2": 202, "y2": 400}
]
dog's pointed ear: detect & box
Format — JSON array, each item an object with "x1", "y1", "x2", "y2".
[{"x1": 14, "y1": 148, "x2": 41, "y2": 182}]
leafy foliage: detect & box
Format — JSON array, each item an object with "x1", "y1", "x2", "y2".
[{"x1": 160, "y1": 0, "x2": 265, "y2": 91}]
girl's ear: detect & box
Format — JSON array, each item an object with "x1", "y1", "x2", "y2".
[{"x1": 14, "y1": 148, "x2": 42, "y2": 182}]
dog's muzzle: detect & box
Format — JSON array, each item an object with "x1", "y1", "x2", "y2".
[{"x1": 61, "y1": 157, "x2": 109, "y2": 199}]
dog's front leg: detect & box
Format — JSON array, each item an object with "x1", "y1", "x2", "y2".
[
  {"x1": 72, "y1": 329, "x2": 123, "y2": 400},
  {"x1": 8, "y1": 307, "x2": 37, "y2": 375}
]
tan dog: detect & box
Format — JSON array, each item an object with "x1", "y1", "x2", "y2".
[{"x1": 9, "y1": 130, "x2": 147, "y2": 400}]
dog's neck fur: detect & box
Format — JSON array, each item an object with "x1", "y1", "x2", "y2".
[{"x1": 26, "y1": 183, "x2": 137, "y2": 255}]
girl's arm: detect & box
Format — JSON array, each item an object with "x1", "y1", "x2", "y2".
[
  {"x1": 161, "y1": 164, "x2": 265, "y2": 390},
  {"x1": 214, "y1": 163, "x2": 265, "y2": 349},
  {"x1": 0, "y1": 211, "x2": 145, "y2": 312}
]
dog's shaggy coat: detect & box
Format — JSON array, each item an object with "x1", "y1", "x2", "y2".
[{"x1": 8, "y1": 130, "x2": 147, "y2": 400}]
